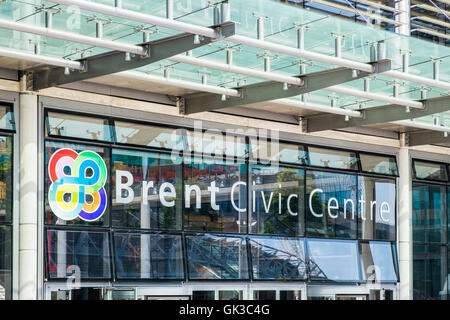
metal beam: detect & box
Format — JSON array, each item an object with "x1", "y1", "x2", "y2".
[
  {"x1": 408, "y1": 130, "x2": 449, "y2": 146},
  {"x1": 29, "y1": 22, "x2": 235, "y2": 91},
  {"x1": 182, "y1": 59, "x2": 391, "y2": 114},
  {"x1": 306, "y1": 95, "x2": 450, "y2": 132}
]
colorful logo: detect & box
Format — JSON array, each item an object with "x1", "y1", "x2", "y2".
[{"x1": 48, "y1": 148, "x2": 107, "y2": 221}]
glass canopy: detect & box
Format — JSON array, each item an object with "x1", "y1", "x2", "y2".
[{"x1": 0, "y1": 0, "x2": 449, "y2": 134}]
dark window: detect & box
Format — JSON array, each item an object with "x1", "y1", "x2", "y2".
[
  {"x1": 0, "y1": 225, "x2": 11, "y2": 300},
  {"x1": 279, "y1": 290, "x2": 301, "y2": 300},
  {"x1": 111, "y1": 148, "x2": 182, "y2": 230},
  {"x1": 44, "y1": 141, "x2": 110, "y2": 227},
  {"x1": 219, "y1": 290, "x2": 243, "y2": 300},
  {"x1": 113, "y1": 232, "x2": 184, "y2": 280},
  {"x1": 192, "y1": 291, "x2": 215, "y2": 300},
  {"x1": 359, "y1": 242, "x2": 398, "y2": 283},
  {"x1": 186, "y1": 234, "x2": 249, "y2": 280},
  {"x1": 306, "y1": 238, "x2": 362, "y2": 282},
  {"x1": 306, "y1": 170, "x2": 357, "y2": 239},
  {"x1": 0, "y1": 136, "x2": 12, "y2": 224},
  {"x1": 45, "y1": 229, "x2": 111, "y2": 280},
  {"x1": 308, "y1": 147, "x2": 358, "y2": 171},
  {"x1": 184, "y1": 157, "x2": 247, "y2": 234},
  {"x1": 253, "y1": 290, "x2": 276, "y2": 300},
  {"x1": 46, "y1": 111, "x2": 113, "y2": 143},
  {"x1": 249, "y1": 236, "x2": 306, "y2": 280},
  {"x1": 358, "y1": 176, "x2": 396, "y2": 241},
  {"x1": 359, "y1": 153, "x2": 398, "y2": 176},
  {"x1": 413, "y1": 160, "x2": 448, "y2": 182},
  {"x1": 250, "y1": 165, "x2": 304, "y2": 236}
]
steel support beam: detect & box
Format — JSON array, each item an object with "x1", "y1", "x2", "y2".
[
  {"x1": 306, "y1": 95, "x2": 450, "y2": 132},
  {"x1": 182, "y1": 59, "x2": 391, "y2": 114},
  {"x1": 407, "y1": 130, "x2": 449, "y2": 146},
  {"x1": 29, "y1": 22, "x2": 235, "y2": 91}
]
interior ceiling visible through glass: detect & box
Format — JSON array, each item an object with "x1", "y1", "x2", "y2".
[{"x1": 0, "y1": 0, "x2": 449, "y2": 128}]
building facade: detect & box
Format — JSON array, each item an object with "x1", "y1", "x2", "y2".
[{"x1": 0, "y1": 0, "x2": 448, "y2": 300}]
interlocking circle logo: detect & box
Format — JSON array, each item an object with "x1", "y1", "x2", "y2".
[{"x1": 48, "y1": 148, "x2": 107, "y2": 221}]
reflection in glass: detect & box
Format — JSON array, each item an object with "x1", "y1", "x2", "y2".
[
  {"x1": 0, "y1": 225, "x2": 11, "y2": 300},
  {"x1": 112, "y1": 148, "x2": 182, "y2": 230},
  {"x1": 306, "y1": 170, "x2": 357, "y2": 239},
  {"x1": 115, "y1": 121, "x2": 186, "y2": 151},
  {"x1": 219, "y1": 290, "x2": 243, "y2": 300},
  {"x1": 0, "y1": 103, "x2": 15, "y2": 131},
  {"x1": 358, "y1": 177, "x2": 396, "y2": 241},
  {"x1": 359, "y1": 242, "x2": 398, "y2": 283},
  {"x1": 46, "y1": 229, "x2": 111, "y2": 279},
  {"x1": 184, "y1": 157, "x2": 247, "y2": 233},
  {"x1": 279, "y1": 290, "x2": 301, "y2": 300},
  {"x1": 186, "y1": 130, "x2": 247, "y2": 158},
  {"x1": 250, "y1": 165, "x2": 304, "y2": 236},
  {"x1": 113, "y1": 232, "x2": 184, "y2": 280},
  {"x1": 0, "y1": 136, "x2": 12, "y2": 224},
  {"x1": 306, "y1": 238, "x2": 362, "y2": 282},
  {"x1": 413, "y1": 244, "x2": 447, "y2": 300},
  {"x1": 413, "y1": 161, "x2": 448, "y2": 181},
  {"x1": 412, "y1": 184, "x2": 447, "y2": 244},
  {"x1": 192, "y1": 291, "x2": 215, "y2": 300},
  {"x1": 359, "y1": 153, "x2": 398, "y2": 176},
  {"x1": 186, "y1": 235, "x2": 249, "y2": 280},
  {"x1": 46, "y1": 112, "x2": 113, "y2": 142},
  {"x1": 253, "y1": 290, "x2": 276, "y2": 300},
  {"x1": 250, "y1": 138, "x2": 307, "y2": 165},
  {"x1": 44, "y1": 141, "x2": 110, "y2": 227},
  {"x1": 308, "y1": 147, "x2": 358, "y2": 170},
  {"x1": 249, "y1": 237, "x2": 306, "y2": 280}
]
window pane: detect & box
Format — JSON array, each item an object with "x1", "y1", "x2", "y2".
[
  {"x1": 253, "y1": 290, "x2": 276, "y2": 300},
  {"x1": 186, "y1": 235, "x2": 249, "y2": 280},
  {"x1": 360, "y1": 242, "x2": 398, "y2": 283},
  {"x1": 306, "y1": 239, "x2": 361, "y2": 282},
  {"x1": 250, "y1": 165, "x2": 304, "y2": 236},
  {"x1": 305, "y1": 170, "x2": 357, "y2": 239},
  {"x1": 413, "y1": 184, "x2": 447, "y2": 244},
  {"x1": 358, "y1": 177, "x2": 396, "y2": 241},
  {"x1": 113, "y1": 232, "x2": 184, "y2": 280},
  {"x1": 414, "y1": 161, "x2": 448, "y2": 181},
  {"x1": 250, "y1": 138, "x2": 307, "y2": 165},
  {"x1": 249, "y1": 236, "x2": 306, "y2": 280},
  {"x1": 112, "y1": 148, "x2": 182, "y2": 230},
  {"x1": 279, "y1": 290, "x2": 301, "y2": 300},
  {"x1": 46, "y1": 229, "x2": 111, "y2": 279},
  {"x1": 0, "y1": 136, "x2": 12, "y2": 224},
  {"x1": 192, "y1": 291, "x2": 215, "y2": 300},
  {"x1": 0, "y1": 225, "x2": 11, "y2": 300},
  {"x1": 413, "y1": 244, "x2": 447, "y2": 300},
  {"x1": 219, "y1": 290, "x2": 243, "y2": 300},
  {"x1": 308, "y1": 147, "x2": 358, "y2": 170},
  {"x1": 46, "y1": 112, "x2": 113, "y2": 142},
  {"x1": 186, "y1": 130, "x2": 247, "y2": 158},
  {"x1": 115, "y1": 121, "x2": 186, "y2": 151},
  {"x1": 44, "y1": 141, "x2": 110, "y2": 227},
  {"x1": 359, "y1": 153, "x2": 398, "y2": 176},
  {"x1": 0, "y1": 103, "x2": 14, "y2": 131},
  {"x1": 183, "y1": 157, "x2": 247, "y2": 233}
]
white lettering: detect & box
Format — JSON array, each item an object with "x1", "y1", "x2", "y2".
[
  {"x1": 159, "y1": 182, "x2": 176, "y2": 207},
  {"x1": 327, "y1": 197, "x2": 339, "y2": 218},
  {"x1": 287, "y1": 194, "x2": 298, "y2": 216},
  {"x1": 231, "y1": 181, "x2": 246, "y2": 213},
  {"x1": 208, "y1": 181, "x2": 220, "y2": 210},
  {"x1": 380, "y1": 201, "x2": 390, "y2": 222},
  {"x1": 261, "y1": 190, "x2": 274, "y2": 213},
  {"x1": 344, "y1": 198, "x2": 355, "y2": 219},
  {"x1": 185, "y1": 184, "x2": 201, "y2": 209},
  {"x1": 309, "y1": 188, "x2": 323, "y2": 217},
  {"x1": 115, "y1": 170, "x2": 134, "y2": 204},
  {"x1": 142, "y1": 180, "x2": 154, "y2": 204}
]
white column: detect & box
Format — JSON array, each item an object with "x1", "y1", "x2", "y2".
[
  {"x1": 18, "y1": 92, "x2": 38, "y2": 300},
  {"x1": 397, "y1": 135, "x2": 413, "y2": 300},
  {"x1": 395, "y1": 0, "x2": 410, "y2": 36}
]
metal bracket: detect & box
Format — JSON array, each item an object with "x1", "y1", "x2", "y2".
[
  {"x1": 211, "y1": 21, "x2": 236, "y2": 40},
  {"x1": 369, "y1": 59, "x2": 392, "y2": 74},
  {"x1": 299, "y1": 116, "x2": 308, "y2": 133},
  {"x1": 177, "y1": 97, "x2": 186, "y2": 115}
]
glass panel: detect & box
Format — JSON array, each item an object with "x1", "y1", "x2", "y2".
[
  {"x1": 114, "y1": 121, "x2": 186, "y2": 151},
  {"x1": 413, "y1": 244, "x2": 447, "y2": 300},
  {"x1": 359, "y1": 153, "x2": 398, "y2": 176},
  {"x1": 249, "y1": 236, "x2": 307, "y2": 280},
  {"x1": 0, "y1": 225, "x2": 11, "y2": 300},
  {"x1": 250, "y1": 165, "x2": 304, "y2": 236},
  {"x1": 44, "y1": 141, "x2": 110, "y2": 227},
  {"x1": 45, "y1": 229, "x2": 111, "y2": 279},
  {"x1": 279, "y1": 290, "x2": 301, "y2": 300},
  {"x1": 111, "y1": 148, "x2": 182, "y2": 230},
  {"x1": 183, "y1": 157, "x2": 247, "y2": 234},
  {"x1": 305, "y1": 170, "x2": 357, "y2": 239},
  {"x1": 0, "y1": 136, "x2": 12, "y2": 224},
  {"x1": 192, "y1": 291, "x2": 215, "y2": 300},
  {"x1": 414, "y1": 160, "x2": 448, "y2": 182},
  {"x1": 306, "y1": 238, "x2": 362, "y2": 282},
  {"x1": 412, "y1": 184, "x2": 447, "y2": 244},
  {"x1": 0, "y1": 103, "x2": 14, "y2": 131},
  {"x1": 253, "y1": 290, "x2": 276, "y2": 300},
  {"x1": 250, "y1": 138, "x2": 307, "y2": 165},
  {"x1": 46, "y1": 112, "x2": 114, "y2": 142},
  {"x1": 186, "y1": 130, "x2": 247, "y2": 159},
  {"x1": 186, "y1": 234, "x2": 249, "y2": 280},
  {"x1": 219, "y1": 290, "x2": 243, "y2": 300},
  {"x1": 308, "y1": 147, "x2": 359, "y2": 171},
  {"x1": 113, "y1": 232, "x2": 184, "y2": 280},
  {"x1": 358, "y1": 177, "x2": 396, "y2": 241},
  {"x1": 359, "y1": 242, "x2": 398, "y2": 283}
]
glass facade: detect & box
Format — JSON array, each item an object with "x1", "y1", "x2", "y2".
[{"x1": 42, "y1": 111, "x2": 399, "y2": 289}]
